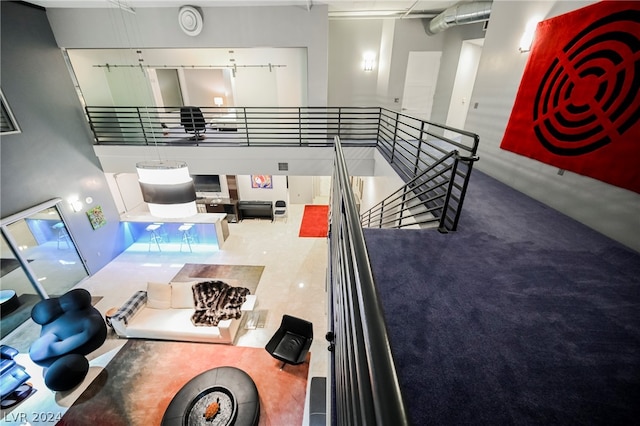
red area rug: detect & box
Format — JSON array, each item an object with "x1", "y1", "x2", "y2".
[
  {"x1": 299, "y1": 205, "x2": 329, "y2": 238},
  {"x1": 59, "y1": 340, "x2": 310, "y2": 426}
]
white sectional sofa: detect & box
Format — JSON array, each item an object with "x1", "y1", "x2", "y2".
[{"x1": 110, "y1": 280, "x2": 255, "y2": 345}]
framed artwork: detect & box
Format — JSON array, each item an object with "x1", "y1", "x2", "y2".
[
  {"x1": 1, "y1": 88, "x2": 21, "y2": 135},
  {"x1": 251, "y1": 175, "x2": 272, "y2": 189},
  {"x1": 500, "y1": 1, "x2": 640, "y2": 193},
  {"x1": 86, "y1": 205, "x2": 107, "y2": 230}
]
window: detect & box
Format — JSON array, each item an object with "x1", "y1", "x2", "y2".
[{"x1": 1, "y1": 89, "x2": 21, "y2": 135}]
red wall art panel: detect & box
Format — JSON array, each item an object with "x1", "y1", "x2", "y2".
[{"x1": 500, "y1": 1, "x2": 640, "y2": 193}]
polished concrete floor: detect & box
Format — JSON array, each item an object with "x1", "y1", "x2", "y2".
[{"x1": 0, "y1": 203, "x2": 328, "y2": 425}]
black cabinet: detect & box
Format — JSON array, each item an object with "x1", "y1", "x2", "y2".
[{"x1": 237, "y1": 201, "x2": 274, "y2": 221}]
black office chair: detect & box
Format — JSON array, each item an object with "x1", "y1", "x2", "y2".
[
  {"x1": 180, "y1": 106, "x2": 206, "y2": 141},
  {"x1": 274, "y1": 200, "x2": 287, "y2": 222},
  {"x1": 265, "y1": 314, "x2": 313, "y2": 370}
]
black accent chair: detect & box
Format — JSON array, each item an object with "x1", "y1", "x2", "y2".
[
  {"x1": 180, "y1": 106, "x2": 206, "y2": 140},
  {"x1": 29, "y1": 288, "x2": 107, "y2": 391},
  {"x1": 265, "y1": 314, "x2": 313, "y2": 370}
]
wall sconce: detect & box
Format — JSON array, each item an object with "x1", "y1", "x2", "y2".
[
  {"x1": 70, "y1": 199, "x2": 83, "y2": 212},
  {"x1": 214, "y1": 97, "x2": 224, "y2": 107},
  {"x1": 519, "y1": 17, "x2": 541, "y2": 53},
  {"x1": 363, "y1": 52, "x2": 376, "y2": 72},
  {"x1": 136, "y1": 160, "x2": 197, "y2": 218}
]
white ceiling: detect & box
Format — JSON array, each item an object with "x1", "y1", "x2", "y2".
[{"x1": 25, "y1": 0, "x2": 473, "y2": 19}]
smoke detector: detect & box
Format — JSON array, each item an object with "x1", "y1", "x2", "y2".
[{"x1": 178, "y1": 6, "x2": 203, "y2": 37}]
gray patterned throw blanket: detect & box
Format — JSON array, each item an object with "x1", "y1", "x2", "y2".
[{"x1": 191, "y1": 280, "x2": 250, "y2": 326}]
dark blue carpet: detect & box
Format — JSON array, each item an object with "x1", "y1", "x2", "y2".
[{"x1": 364, "y1": 170, "x2": 640, "y2": 425}]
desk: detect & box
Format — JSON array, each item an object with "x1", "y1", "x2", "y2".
[{"x1": 197, "y1": 198, "x2": 239, "y2": 223}]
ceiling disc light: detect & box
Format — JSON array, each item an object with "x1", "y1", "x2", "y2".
[{"x1": 178, "y1": 6, "x2": 203, "y2": 37}]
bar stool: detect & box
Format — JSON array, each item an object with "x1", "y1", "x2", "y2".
[
  {"x1": 146, "y1": 223, "x2": 163, "y2": 252},
  {"x1": 179, "y1": 223, "x2": 195, "y2": 252},
  {"x1": 52, "y1": 222, "x2": 70, "y2": 250},
  {"x1": 153, "y1": 222, "x2": 169, "y2": 243}
]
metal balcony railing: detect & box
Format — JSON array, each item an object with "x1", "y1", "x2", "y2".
[
  {"x1": 85, "y1": 105, "x2": 479, "y2": 231},
  {"x1": 368, "y1": 109, "x2": 479, "y2": 232},
  {"x1": 328, "y1": 136, "x2": 410, "y2": 425},
  {"x1": 85, "y1": 106, "x2": 380, "y2": 147}
]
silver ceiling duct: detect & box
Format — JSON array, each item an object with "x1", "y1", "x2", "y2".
[{"x1": 426, "y1": 1, "x2": 492, "y2": 34}]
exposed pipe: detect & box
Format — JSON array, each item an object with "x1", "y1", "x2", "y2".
[{"x1": 426, "y1": 1, "x2": 492, "y2": 34}]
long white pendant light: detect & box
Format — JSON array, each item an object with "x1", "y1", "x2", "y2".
[{"x1": 136, "y1": 160, "x2": 197, "y2": 218}]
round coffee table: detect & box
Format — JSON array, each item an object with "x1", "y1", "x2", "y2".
[
  {"x1": 161, "y1": 366, "x2": 259, "y2": 426},
  {"x1": 0, "y1": 290, "x2": 20, "y2": 317}
]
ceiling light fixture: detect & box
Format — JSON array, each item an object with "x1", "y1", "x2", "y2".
[
  {"x1": 136, "y1": 160, "x2": 197, "y2": 218},
  {"x1": 519, "y1": 17, "x2": 541, "y2": 53},
  {"x1": 363, "y1": 52, "x2": 376, "y2": 72}
]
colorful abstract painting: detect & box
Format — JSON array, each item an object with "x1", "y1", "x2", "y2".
[
  {"x1": 86, "y1": 205, "x2": 106, "y2": 230},
  {"x1": 500, "y1": 1, "x2": 640, "y2": 193},
  {"x1": 251, "y1": 174, "x2": 272, "y2": 188}
]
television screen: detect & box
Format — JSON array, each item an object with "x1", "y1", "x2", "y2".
[{"x1": 192, "y1": 175, "x2": 221, "y2": 193}]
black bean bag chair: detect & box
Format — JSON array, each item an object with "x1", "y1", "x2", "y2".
[{"x1": 29, "y1": 288, "x2": 107, "y2": 391}]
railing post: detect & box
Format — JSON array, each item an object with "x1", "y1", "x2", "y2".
[
  {"x1": 299, "y1": 107, "x2": 303, "y2": 146},
  {"x1": 136, "y1": 107, "x2": 149, "y2": 145},
  {"x1": 438, "y1": 155, "x2": 460, "y2": 233},
  {"x1": 398, "y1": 191, "x2": 408, "y2": 228},
  {"x1": 376, "y1": 108, "x2": 382, "y2": 146},
  {"x1": 85, "y1": 106, "x2": 99, "y2": 144},
  {"x1": 243, "y1": 107, "x2": 250, "y2": 146},
  {"x1": 391, "y1": 111, "x2": 399, "y2": 163},
  {"x1": 378, "y1": 201, "x2": 385, "y2": 228},
  {"x1": 338, "y1": 107, "x2": 342, "y2": 140},
  {"x1": 414, "y1": 121, "x2": 425, "y2": 177},
  {"x1": 448, "y1": 155, "x2": 479, "y2": 231}
]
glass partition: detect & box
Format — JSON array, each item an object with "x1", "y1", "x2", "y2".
[
  {"x1": 0, "y1": 200, "x2": 89, "y2": 338},
  {"x1": 0, "y1": 235, "x2": 35, "y2": 339}
]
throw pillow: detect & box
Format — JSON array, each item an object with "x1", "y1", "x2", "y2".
[
  {"x1": 146, "y1": 282, "x2": 171, "y2": 309},
  {"x1": 170, "y1": 281, "x2": 198, "y2": 309}
]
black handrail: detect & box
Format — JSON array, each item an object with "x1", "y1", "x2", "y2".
[
  {"x1": 373, "y1": 110, "x2": 479, "y2": 231},
  {"x1": 361, "y1": 151, "x2": 457, "y2": 230},
  {"x1": 329, "y1": 136, "x2": 410, "y2": 425},
  {"x1": 85, "y1": 106, "x2": 381, "y2": 147}
]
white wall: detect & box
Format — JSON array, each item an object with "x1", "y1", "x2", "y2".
[
  {"x1": 237, "y1": 175, "x2": 288, "y2": 202},
  {"x1": 358, "y1": 149, "x2": 408, "y2": 212},
  {"x1": 466, "y1": 0, "x2": 640, "y2": 252},
  {"x1": 328, "y1": 18, "x2": 449, "y2": 110},
  {"x1": 93, "y1": 145, "x2": 376, "y2": 177},
  {"x1": 328, "y1": 19, "x2": 384, "y2": 106},
  {"x1": 46, "y1": 5, "x2": 327, "y2": 106}
]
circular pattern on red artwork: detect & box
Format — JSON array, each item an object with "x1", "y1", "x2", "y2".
[{"x1": 532, "y1": 10, "x2": 640, "y2": 156}]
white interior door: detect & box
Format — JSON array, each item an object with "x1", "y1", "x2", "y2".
[
  {"x1": 289, "y1": 176, "x2": 313, "y2": 204},
  {"x1": 446, "y1": 39, "x2": 483, "y2": 133},
  {"x1": 401, "y1": 51, "x2": 442, "y2": 121}
]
